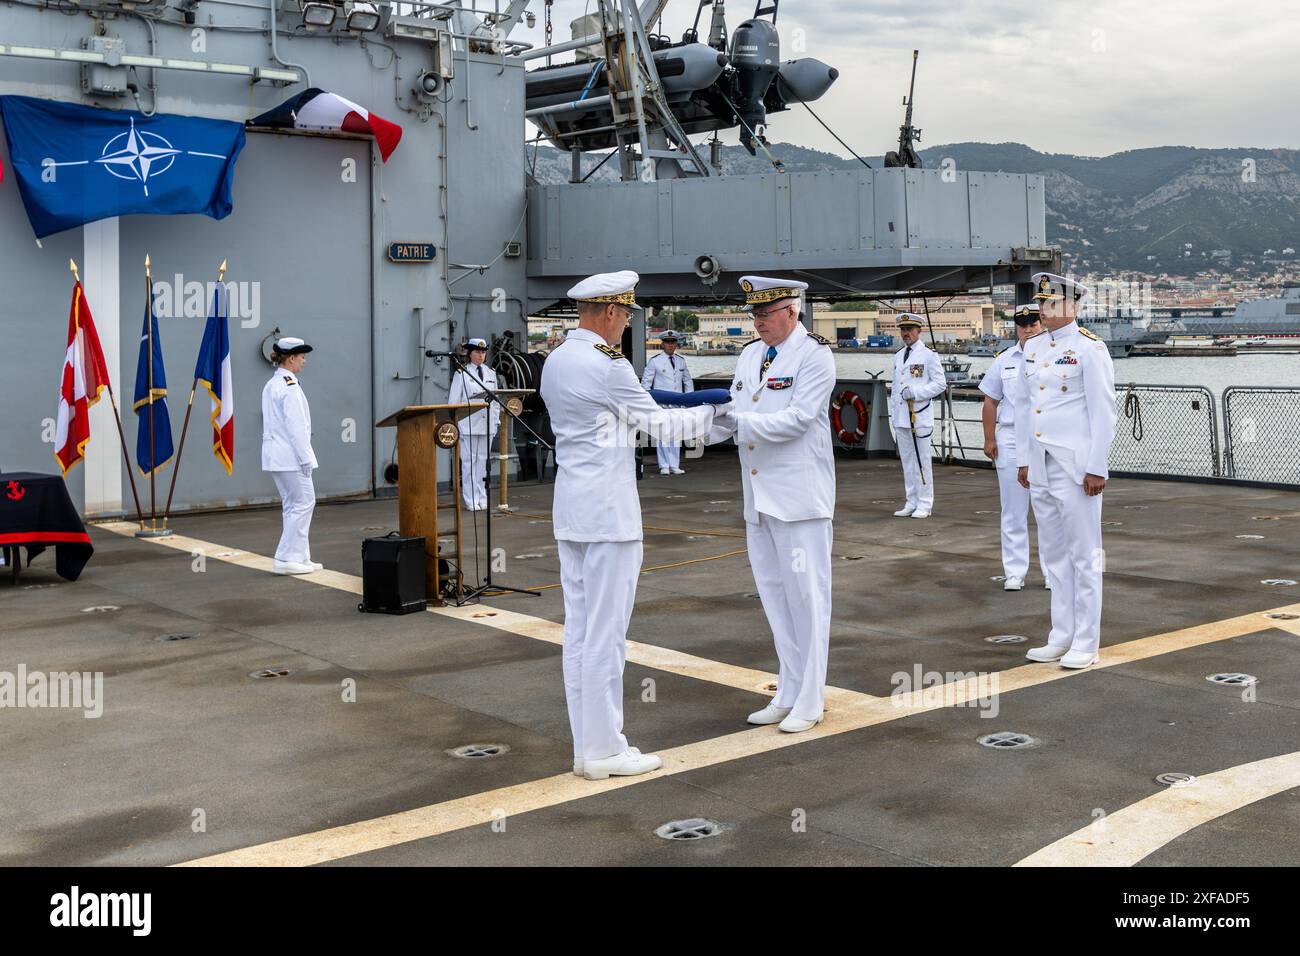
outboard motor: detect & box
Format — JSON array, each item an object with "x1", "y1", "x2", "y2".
[{"x1": 728, "y1": 18, "x2": 780, "y2": 154}]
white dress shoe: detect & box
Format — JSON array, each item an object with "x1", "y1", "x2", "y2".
[
  {"x1": 670, "y1": 467, "x2": 685, "y2": 475},
  {"x1": 910, "y1": 510, "x2": 931, "y2": 519},
  {"x1": 893, "y1": 506, "x2": 916, "y2": 517},
  {"x1": 1003, "y1": 576, "x2": 1024, "y2": 591},
  {"x1": 747, "y1": 703, "x2": 792, "y2": 725},
  {"x1": 573, "y1": 759, "x2": 583, "y2": 777},
  {"x1": 582, "y1": 747, "x2": 662, "y2": 780},
  {"x1": 306, "y1": 561, "x2": 324, "y2": 572},
  {"x1": 1060, "y1": 649, "x2": 1100, "y2": 669},
  {"x1": 1025, "y1": 643, "x2": 1069, "y2": 662},
  {"x1": 778, "y1": 713, "x2": 824, "y2": 733},
  {"x1": 659, "y1": 468, "x2": 670, "y2": 476},
  {"x1": 273, "y1": 560, "x2": 314, "y2": 575}
]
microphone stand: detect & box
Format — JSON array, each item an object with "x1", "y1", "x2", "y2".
[{"x1": 431, "y1": 350, "x2": 550, "y2": 602}]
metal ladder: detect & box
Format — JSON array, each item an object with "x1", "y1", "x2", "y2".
[{"x1": 597, "y1": 0, "x2": 713, "y2": 181}]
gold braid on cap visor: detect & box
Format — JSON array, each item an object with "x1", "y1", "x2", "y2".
[
  {"x1": 744, "y1": 287, "x2": 801, "y2": 305},
  {"x1": 576, "y1": 289, "x2": 637, "y2": 306}
]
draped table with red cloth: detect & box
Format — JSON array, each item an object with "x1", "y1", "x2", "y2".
[{"x1": 0, "y1": 472, "x2": 94, "y2": 582}]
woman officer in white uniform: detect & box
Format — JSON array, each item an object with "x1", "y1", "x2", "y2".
[
  {"x1": 261, "y1": 336, "x2": 320, "y2": 574},
  {"x1": 448, "y1": 337, "x2": 500, "y2": 511}
]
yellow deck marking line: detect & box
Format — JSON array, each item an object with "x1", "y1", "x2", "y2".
[
  {"x1": 95, "y1": 522, "x2": 866, "y2": 707},
  {"x1": 1015, "y1": 750, "x2": 1300, "y2": 867},
  {"x1": 175, "y1": 600, "x2": 1300, "y2": 867}
]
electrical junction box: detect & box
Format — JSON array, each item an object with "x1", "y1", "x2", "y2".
[{"x1": 81, "y1": 36, "x2": 128, "y2": 97}]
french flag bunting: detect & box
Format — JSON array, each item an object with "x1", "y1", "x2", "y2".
[{"x1": 249, "y1": 88, "x2": 402, "y2": 163}]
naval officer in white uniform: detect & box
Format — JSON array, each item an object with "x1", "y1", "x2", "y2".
[
  {"x1": 1015, "y1": 273, "x2": 1117, "y2": 669},
  {"x1": 707, "y1": 276, "x2": 836, "y2": 733},
  {"x1": 640, "y1": 330, "x2": 693, "y2": 474},
  {"x1": 261, "y1": 337, "x2": 320, "y2": 575},
  {"x1": 540, "y1": 271, "x2": 724, "y2": 780},
  {"x1": 887, "y1": 314, "x2": 947, "y2": 518},
  {"x1": 448, "y1": 337, "x2": 500, "y2": 511},
  {"x1": 979, "y1": 304, "x2": 1050, "y2": 591}
]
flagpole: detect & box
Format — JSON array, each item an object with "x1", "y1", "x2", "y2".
[
  {"x1": 145, "y1": 254, "x2": 159, "y2": 530},
  {"x1": 163, "y1": 258, "x2": 225, "y2": 527},
  {"x1": 70, "y1": 259, "x2": 146, "y2": 530}
]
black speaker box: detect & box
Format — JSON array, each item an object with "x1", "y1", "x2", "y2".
[{"x1": 359, "y1": 534, "x2": 427, "y2": 614}]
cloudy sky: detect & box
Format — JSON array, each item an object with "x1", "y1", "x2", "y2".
[{"x1": 513, "y1": 0, "x2": 1299, "y2": 157}]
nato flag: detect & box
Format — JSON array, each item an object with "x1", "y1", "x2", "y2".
[
  {"x1": 0, "y1": 96, "x2": 245, "y2": 239},
  {"x1": 134, "y1": 280, "x2": 174, "y2": 478}
]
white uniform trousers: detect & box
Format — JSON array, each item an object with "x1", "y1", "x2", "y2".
[
  {"x1": 271, "y1": 470, "x2": 315, "y2": 565},
  {"x1": 458, "y1": 434, "x2": 490, "y2": 511},
  {"x1": 896, "y1": 426, "x2": 934, "y2": 511},
  {"x1": 557, "y1": 539, "x2": 643, "y2": 761},
  {"x1": 746, "y1": 514, "x2": 833, "y2": 721},
  {"x1": 654, "y1": 441, "x2": 681, "y2": 471},
  {"x1": 994, "y1": 439, "x2": 1050, "y2": 582},
  {"x1": 1030, "y1": 452, "x2": 1104, "y2": 654}
]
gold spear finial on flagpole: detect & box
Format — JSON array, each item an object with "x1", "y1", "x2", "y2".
[
  {"x1": 145, "y1": 252, "x2": 151, "y2": 280},
  {"x1": 218, "y1": 258, "x2": 228, "y2": 283},
  {"x1": 69, "y1": 258, "x2": 80, "y2": 282}
]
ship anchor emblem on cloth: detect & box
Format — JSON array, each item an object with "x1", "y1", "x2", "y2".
[{"x1": 5, "y1": 480, "x2": 26, "y2": 501}]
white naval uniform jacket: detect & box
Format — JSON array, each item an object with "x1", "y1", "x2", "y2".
[
  {"x1": 640, "y1": 351, "x2": 693, "y2": 393},
  {"x1": 540, "y1": 327, "x2": 716, "y2": 542},
  {"x1": 887, "y1": 340, "x2": 947, "y2": 435},
  {"x1": 708, "y1": 323, "x2": 837, "y2": 525},
  {"x1": 449, "y1": 363, "x2": 501, "y2": 437},
  {"x1": 978, "y1": 341, "x2": 1026, "y2": 465},
  {"x1": 261, "y1": 367, "x2": 317, "y2": 472},
  {"x1": 1013, "y1": 321, "x2": 1117, "y2": 486}
]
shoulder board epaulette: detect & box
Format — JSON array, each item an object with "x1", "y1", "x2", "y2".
[
  {"x1": 995, "y1": 346, "x2": 1012, "y2": 358},
  {"x1": 284, "y1": 377, "x2": 296, "y2": 385},
  {"x1": 808, "y1": 332, "x2": 831, "y2": 346},
  {"x1": 1079, "y1": 327, "x2": 1102, "y2": 341},
  {"x1": 594, "y1": 343, "x2": 624, "y2": 360},
  {"x1": 1024, "y1": 330, "x2": 1048, "y2": 342},
  {"x1": 742, "y1": 337, "x2": 762, "y2": 347}
]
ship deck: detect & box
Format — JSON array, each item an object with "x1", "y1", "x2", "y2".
[{"x1": 5, "y1": 454, "x2": 1300, "y2": 867}]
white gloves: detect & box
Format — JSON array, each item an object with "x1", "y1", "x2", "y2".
[
  {"x1": 300, "y1": 462, "x2": 313, "y2": 478},
  {"x1": 899, "y1": 384, "x2": 914, "y2": 401},
  {"x1": 711, "y1": 401, "x2": 737, "y2": 433}
]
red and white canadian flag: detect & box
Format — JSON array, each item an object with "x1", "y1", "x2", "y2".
[{"x1": 54, "y1": 276, "x2": 111, "y2": 475}]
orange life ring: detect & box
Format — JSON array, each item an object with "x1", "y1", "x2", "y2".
[{"x1": 830, "y1": 389, "x2": 868, "y2": 444}]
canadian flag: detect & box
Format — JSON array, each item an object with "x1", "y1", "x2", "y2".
[{"x1": 54, "y1": 278, "x2": 111, "y2": 475}]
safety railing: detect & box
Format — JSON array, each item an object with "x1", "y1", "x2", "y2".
[
  {"x1": 1223, "y1": 387, "x2": 1300, "y2": 484},
  {"x1": 932, "y1": 383, "x2": 1230, "y2": 482},
  {"x1": 1110, "y1": 384, "x2": 1220, "y2": 479}
]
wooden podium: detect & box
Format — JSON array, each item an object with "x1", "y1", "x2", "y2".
[{"x1": 375, "y1": 403, "x2": 486, "y2": 605}]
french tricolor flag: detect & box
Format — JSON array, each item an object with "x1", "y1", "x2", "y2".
[
  {"x1": 194, "y1": 285, "x2": 234, "y2": 474},
  {"x1": 249, "y1": 88, "x2": 403, "y2": 163}
]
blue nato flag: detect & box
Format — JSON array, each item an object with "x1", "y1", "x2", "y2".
[{"x1": 0, "y1": 96, "x2": 246, "y2": 238}]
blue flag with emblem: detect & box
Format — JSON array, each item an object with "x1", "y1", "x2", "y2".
[
  {"x1": 133, "y1": 272, "x2": 174, "y2": 477},
  {"x1": 0, "y1": 96, "x2": 245, "y2": 239}
]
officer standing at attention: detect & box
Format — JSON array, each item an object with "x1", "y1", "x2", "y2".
[
  {"x1": 261, "y1": 337, "x2": 320, "y2": 575},
  {"x1": 540, "y1": 270, "x2": 724, "y2": 780},
  {"x1": 640, "y1": 330, "x2": 693, "y2": 475},
  {"x1": 706, "y1": 276, "x2": 836, "y2": 734},
  {"x1": 887, "y1": 314, "x2": 946, "y2": 518},
  {"x1": 979, "y1": 304, "x2": 1051, "y2": 591},
  {"x1": 448, "y1": 337, "x2": 500, "y2": 511},
  {"x1": 1015, "y1": 273, "x2": 1117, "y2": 669}
]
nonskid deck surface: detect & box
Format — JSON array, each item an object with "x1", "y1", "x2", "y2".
[{"x1": 4, "y1": 456, "x2": 1300, "y2": 867}]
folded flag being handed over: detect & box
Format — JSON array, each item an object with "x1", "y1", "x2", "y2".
[{"x1": 648, "y1": 388, "x2": 732, "y2": 407}]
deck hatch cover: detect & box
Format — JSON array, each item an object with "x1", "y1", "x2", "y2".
[
  {"x1": 1206, "y1": 672, "x2": 1258, "y2": 686},
  {"x1": 655, "y1": 818, "x2": 722, "y2": 841},
  {"x1": 978, "y1": 732, "x2": 1035, "y2": 749}
]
